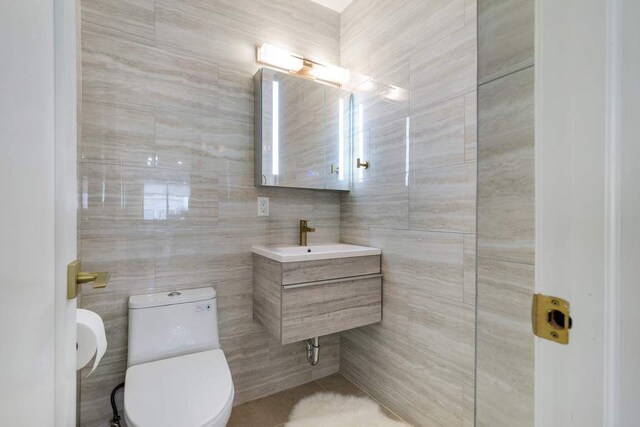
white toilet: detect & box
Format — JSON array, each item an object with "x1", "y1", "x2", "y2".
[{"x1": 124, "y1": 287, "x2": 234, "y2": 427}]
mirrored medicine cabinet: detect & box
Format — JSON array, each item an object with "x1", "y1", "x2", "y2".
[{"x1": 254, "y1": 68, "x2": 352, "y2": 191}]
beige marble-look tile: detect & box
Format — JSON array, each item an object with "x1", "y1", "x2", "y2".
[
  {"x1": 462, "y1": 374, "x2": 475, "y2": 427},
  {"x1": 81, "y1": 0, "x2": 155, "y2": 46},
  {"x1": 339, "y1": 226, "x2": 371, "y2": 247},
  {"x1": 80, "y1": 162, "x2": 219, "y2": 226},
  {"x1": 371, "y1": 228, "x2": 464, "y2": 302},
  {"x1": 155, "y1": 0, "x2": 339, "y2": 71},
  {"x1": 358, "y1": 58, "x2": 411, "y2": 136},
  {"x1": 410, "y1": 162, "x2": 476, "y2": 233},
  {"x1": 465, "y1": 91, "x2": 477, "y2": 162},
  {"x1": 367, "y1": 326, "x2": 465, "y2": 427},
  {"x1": 368, "y1": 117, "x2": 409, "y2": 178},
  {"x1": 80, "y1": 99, "x2": 155, "y2": 167},
  {"x1": 463, "y1": 234, "x2": 477, "y2": 305},
  {"x1": 379, "y1": 280, "x2": 410, "y2": 336},
  {"x1": 79, "y1": 359, "x2": 127, "y2": 427},
  {"x1": 465, "y1": 0, "x2": 478, "y2": 25},
  {"x1": 408, "y1": 291, "x2": 475, "y2": 377},
  {"x1": 476, "y1": 257, "x2": 534, "y2": 427},
  {"x1": 339, "y1": 327, "x2": 372, "y2": 393},
  {"x1": 155, "y1": 110, "x2": 252, "y2": 175},
  {"x1": 82, "y1": 31, "x2": 219, "y2": 116},
  {"x1": 154, "y1": 0, "x2": 264, "y2": 67},
  {"x1": 79, "y1": 222, "x2": 156, "y2": 291},
  {"x1": 478, "y1": 0, "x2": 535, "y2": 84},
  {"x1": 339, "y1": 3, "x2": 478, "y2": 427},
  {"x1": 79, "y1": 0, "x2": 344, "y2": 424},
  {"x1": 477, "y1": 66, "x2": 534, "y2": 264},
  {"x1": 341, "y1": 173, "x2": 409, "y2": 231},
  {"x1": 370, "y1": 0, "x2": 466, "y2": 71},
  {"x1": 223, "y1": 326, "x2": 339, "y2": 407},
  {"x1": 410, "y1": 23, "x2": 477, "y2": 113},
  {"x1": 411, "y1": 96, "x2": 466, "y2": 171}
]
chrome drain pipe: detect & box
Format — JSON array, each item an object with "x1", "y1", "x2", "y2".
[{"x1": 304, "y1": 337, "x2": 320, "y2": 366}]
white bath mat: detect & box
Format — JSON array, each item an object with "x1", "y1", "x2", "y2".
[{"x1": 285, "y1": 393, "x2": 412, "y2": 427}]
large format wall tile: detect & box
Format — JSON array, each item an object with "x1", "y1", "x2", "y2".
[
  {"x1": 340, "y1": 1, "x2": 477, "y2": 425},
  {"x1": 341, "y1": 173, "x2": 409, "y2": 230},
  {"x1": 82, "y1": 31, "x2": 220, "y2": 116},
  {"x1": 80, "y1": 99, "x2": 155, "y2": 166},
  {"x1": 478, "y1": 0, "x2": 534, "y2": 84},
  {"x1": 410, "y1": 162, "x2": 476, "y2": 233},
  {"x1": 465, "y1": 91, "x2": 478, "y2": 162},
  {"x1": 476, "y1": 0, "x2": 535, "y2": 423},
  {"x1": 79, "y1": 0, "x2": 342, "y2": 425},
  {"x1": 410, "y1": 23, "x2": 477, "y2": 113},
  {"x1": 81, "y1": 0, "x2": 155, "y2": 45},
  {"x1": 408, "y1": 292, "x2": 475, "y2": 376},
  {"x1": 476, "y1": 257, "x2": 534, "y2": 426},
  {"x1": 370, "y1": 0, "x2": 466, "y2": 72},
  {"x1": 411, "y1": 96, "x2": 466, "y2": 170},
  {"x1": 477, "y1": 66, "x2": 534, "y2": 264},
  {"x1": 371, "y1": 228, "x2": 465, "y2": 303}
]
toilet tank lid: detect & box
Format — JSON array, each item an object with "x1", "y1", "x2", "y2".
[{"x1": 129, "y1": 287, "x2": 216, "y2": 309}]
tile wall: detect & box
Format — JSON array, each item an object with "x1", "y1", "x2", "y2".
[
  {"x1": 476, "y1": 0, "x2": 535, "y2": 425},
  {"x1": 78, "y1": 0, "x2": 343, "y2": 425},
  {"x1": 338, "y1": 1, "x2": 478, "y2": 426}
]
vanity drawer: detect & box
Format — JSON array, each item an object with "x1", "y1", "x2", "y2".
[
  {"x1": 280, "y1": 274, "x2": 382, "y2": 344},
  {"x1": 282, "y1": 255, "x2": 381, "y2": 285}
]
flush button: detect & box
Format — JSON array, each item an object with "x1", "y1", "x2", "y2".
[{"x1": 168, "y1": 291, "x2": 181, "y2": 297}]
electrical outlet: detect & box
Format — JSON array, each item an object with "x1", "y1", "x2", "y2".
[{"x1": 257, "y1": 197, "x2": 269, "y2": 217}]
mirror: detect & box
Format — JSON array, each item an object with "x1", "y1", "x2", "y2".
[{"x1": 254, "y1": 68, "x2": 352, "y2": 191}]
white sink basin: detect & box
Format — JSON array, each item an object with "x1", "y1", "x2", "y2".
[{"x1": 252, "y1": 244, "x2": 381, "y2": 263}]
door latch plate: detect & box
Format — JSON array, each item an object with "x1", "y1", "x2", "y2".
[{"x1": 532, "y1": 294, "x2": 572, "y2": 344}]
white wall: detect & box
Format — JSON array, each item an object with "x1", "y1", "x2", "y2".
[{"x1": 0, "y1": 0, "x2": 57, "y2": 425}]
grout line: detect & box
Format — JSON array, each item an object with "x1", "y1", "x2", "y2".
[
  {"x1": 478, "y1": 64, "x2": 535, "y2": 87},
  {"x1": 476, "y1": 254, "x2": 535, "y2": 267},
  {"x1": 337, "y1": 372, "x2": 407, "y2": 422},
  {"x1": 362, "y1": 389, "x2": 407, "y2": 423},
  {"x1": 314, "y1": 379, "x2": 329, "y2": 392}
]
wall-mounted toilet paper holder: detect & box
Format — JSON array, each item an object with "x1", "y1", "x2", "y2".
[{"x1": 67, "y1": 260, "x2": 109, "y2": 299}]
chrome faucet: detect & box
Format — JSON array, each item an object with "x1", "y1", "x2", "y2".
[{"x1": 299, "y1": 220, "x2": 316, "y2": 246}]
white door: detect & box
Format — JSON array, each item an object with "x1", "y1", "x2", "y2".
[
  {"x1": 0, "y1": 0, "x2": 78, "y2": 425},
  {"x1": 535, "y1": 0, "x2": 640, "y2": 425}
]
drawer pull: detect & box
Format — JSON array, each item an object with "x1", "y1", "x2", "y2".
[{"x1": 283, "y1": 273, "x2": 383, "y2": 290}]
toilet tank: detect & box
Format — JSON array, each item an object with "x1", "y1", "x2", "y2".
[{"x1": 127, "y1": 287, "x2": 220, "y2": 367}]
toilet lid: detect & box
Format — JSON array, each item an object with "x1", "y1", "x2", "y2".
[{"x1": 125, "y1": 349, "x2": 234, "y2": 427}]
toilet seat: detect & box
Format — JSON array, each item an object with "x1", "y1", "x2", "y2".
[{"x1": 124, "y1": 349, "x2": 234, "y2": 427}]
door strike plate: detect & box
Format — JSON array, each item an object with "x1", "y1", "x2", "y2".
[{"x1": 532, "y1": 294, "x2": 572, "y2": 344}]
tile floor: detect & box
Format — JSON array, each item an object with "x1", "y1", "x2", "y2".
[{"x1": 227, "y1": 373, "x2": 405, "y2": 427}]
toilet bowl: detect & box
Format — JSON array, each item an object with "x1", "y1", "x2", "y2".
[{"x1": 124, "y1": 288, "x2": 234, "y2": 427}]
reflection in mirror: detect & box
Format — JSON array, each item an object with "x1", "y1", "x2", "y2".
[{"x1": 254, "y1": 68, "x2": 352, "y2": 191}]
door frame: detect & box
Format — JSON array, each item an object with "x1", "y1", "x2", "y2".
[
  {"x1": 534, "y1": 0, "x2": 626, "y2": 425},
  {"x1": 54, "y1": 0, "x2": 78, "y2": 424}
]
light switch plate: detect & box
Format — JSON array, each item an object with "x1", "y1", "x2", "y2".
[{"x1": 258, "y1": 197, "x2": 269, "y2": 216}]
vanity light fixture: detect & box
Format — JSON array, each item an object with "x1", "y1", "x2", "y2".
[
  {"x1": 308, "y1": 63, "x2": 350, "y2": 86},
  {"x1": 256, "y1": 43, "x2": 350, "y2": 86},
  {"x1": 257, "y1": 43, "x2": 304, "y2": 72}
]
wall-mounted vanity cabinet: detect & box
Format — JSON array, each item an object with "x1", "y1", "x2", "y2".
[
  {"x1": 252, "y1": 244, "x2": 382, "y2": 345},
  {"x1": 254, "y1": 68, "x2": 352, "y2": 191}
]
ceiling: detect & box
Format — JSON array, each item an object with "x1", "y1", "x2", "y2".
[{"x1": 309, "y1": 0, "x2": 354, "y2": 13}]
